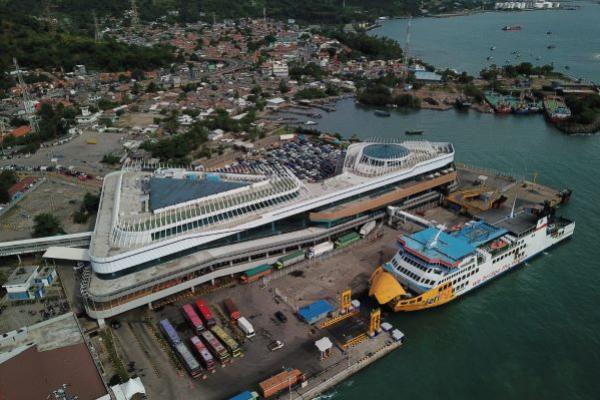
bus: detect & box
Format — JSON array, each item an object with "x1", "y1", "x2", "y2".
[
  {"x1": 190, "y1": 335, "x2": 217, "y2": 372},
  {"x1": 159, "y1": 319, "x2": 181, "y2": 346},
  {"x1": 200, "y1": 330, "x2": 230, "y2": 365},
  {"x1": 241, "y1": 264, "x2": 272, "y2": 283},
  {"x1": 275, "y1": 250, "x2": 305, "y2": 270},
  {"x1": 211, "y1": 325, "x2": 242, "y2": 358},
  {"x1": 182, "y1": 303, "x2": 204, "y2": 333},
  {"x1": 195, "y1": 298, "x2": 216, "y2": 327},
  {"x1": 174, "y1": 342, "x2": 203, "y2": 378}
]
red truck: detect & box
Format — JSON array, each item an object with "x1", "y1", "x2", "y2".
[{"x1": 223, "y1": 298, "x2": 241, "y2": 321}]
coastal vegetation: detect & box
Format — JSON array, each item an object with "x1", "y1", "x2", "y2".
[
  {"x1": 327, "y1": 31, "x2": 403, "y2": 60},
  {"x1": 357, "y1": 84, "x2": 420, "y2": 108},
  {"x1": 564, "y1": 94, "x2": 600, "y2": 125}
]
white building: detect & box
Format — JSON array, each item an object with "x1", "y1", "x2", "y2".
[{"x1": 272, "y1": 60, "x2": 289, "y2": 78}]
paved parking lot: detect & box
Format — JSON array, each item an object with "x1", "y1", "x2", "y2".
[{"x1": 109, "y1": 226, "x2": 401, "y2": 399}]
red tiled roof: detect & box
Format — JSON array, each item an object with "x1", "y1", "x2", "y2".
[
  {"x1": 0, "y1": 343, "x2": 108, "y2": 400},
  {"x1": 9, "y1": 125, "x2": 31, "y2": 138},
  {"x1": 8, "y1": 177, "x2": 36, "y2": 197}
]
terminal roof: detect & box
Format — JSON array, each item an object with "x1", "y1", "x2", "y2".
[{"x1": 149, "y1": 177, "x2": 249, "y2": 211}]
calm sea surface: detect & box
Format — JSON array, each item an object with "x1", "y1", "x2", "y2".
[
  {"x1": 315, "y1": 99, "x2": 600, "y2": 399},
  {"x1": 372, "y1": 2, "x2": 600, "y2": 81}
]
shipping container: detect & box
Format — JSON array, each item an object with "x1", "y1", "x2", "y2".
[
  {"x1": 307, "y1": 241, "x2": 334, "y2": 258},
  {"x1": 241, "y1": 264, "x2": 272, "y2": 283},
  {"x1": 200, "y1": 330, "x2": 230, "y2": 364},
  {"x1": 195, "y1": 298, "x2": 216, "y2": 327},
  {"x1": 223, "y1": 298, "x2": 241, "y2": 321},
  {"x1": 275, "y1": 250, "x2": 305, "y2": 269},
  {"x1": 211, "y1": 325, "x2": 242, "y2": 358},
  {"x1": 174, "y1": 342, "x2": 203, "y2": 378},
  {"x1": 334, "y1": 232, "x2": 361, "y2": 249},
  {"x1": 190, "y1": 335, "x2": 217, "y2": 372},
  {"x1": 182, "y1": 303, "x2": 205, "y2": 333},
  {"x1": 159, "y1": 319, "x2": 181, "y2": 346},
  {"x1": 359, "y1": 220, "x2": 377, "y2": 237},
  {"x1": 259, "y1": 369, "x2": 303, "y2": 398},
  {"x1": 237, "y1": 317, "x2": 255, "y2": 338}
]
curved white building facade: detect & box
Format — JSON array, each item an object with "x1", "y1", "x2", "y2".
[{"x1": 89, "y1": 141, "x2": 455, "y2": 276}]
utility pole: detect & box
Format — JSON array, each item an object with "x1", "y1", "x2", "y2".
[
  {"x1": 263, "y1": 7, "x2": 267, "y2": 24},
  {"x1": 93, "y1": 10, "x2": 100, "y2": 42},
  {"x1": 130, "y1": 0, "x2": 140, "y2": 30},
  {"x1": 13, "y1": 58, "x2": 39, "y2": 133}
]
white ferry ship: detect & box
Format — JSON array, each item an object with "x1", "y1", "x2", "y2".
[{"x1": 369, "y1": 205, "x2": 575, "y2": 311}]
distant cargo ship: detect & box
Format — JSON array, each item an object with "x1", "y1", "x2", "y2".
[
  {"x1": 370, "y1": 205, "x2": 574, "y2": 312},
  {"x1": 502, "y1": 25, "x2": 522, "y2": 31}
]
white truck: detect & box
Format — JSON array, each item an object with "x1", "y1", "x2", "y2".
[
  {"x1": 237, "y1": 317, "x2": 256, "y2": 338},
  {"x1": 359, "y1": 221, "x2": 376, "y2": 237},
  {"x1": 308, "y1": 241, "x2": 334, "y2": 258}
]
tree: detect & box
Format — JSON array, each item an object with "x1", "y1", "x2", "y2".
[
  {"x1": 0, "y1": 170, "x2": 17, "y2": 203},
  {"x1": 33, "y1": 213, "x2": 64, "y2": 237},
  {"x1": 279, "y1": 80, "x2": 290, "y2": 94}
]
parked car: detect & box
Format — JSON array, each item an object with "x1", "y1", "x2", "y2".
[
  {"x1": 268, "y1": 340, "x2": 285, "y2": 351},
  {"x1": 274, "y1": 311, "x2": 287, "y2": 323}
]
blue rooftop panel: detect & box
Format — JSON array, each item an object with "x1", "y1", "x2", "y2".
[
  {"x1": 402, "y1": 222, "x2": 506, "y2": 265},
  {"x1": 149, "y1": 177, "x2": 249, "y2": 211},
  {"x1": 298, "y1": 300, "x2": 334, "y2": 324}
]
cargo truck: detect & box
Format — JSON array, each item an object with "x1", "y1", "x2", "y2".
[
  {"x1": 224, "y1": 298, "x2": 241, "y2": 320},
  {"x1": 259, "y1": 369, "x2": 304, "y2": 398},
  {"x1": 237, "y1": 317, "x2": 256, "y2": 338},
  {"x1": 275, "y1": 250, "x2": 305, "y2": 269},
  {"x1": 229, "y1": 391, "x2": 259, "y2": 400},
  {"x1": 359, "y1": 220, "x2": 376, "y2": 237},
  {"x1": 334, "y1": 232, "x2": 361, "y2": 249},
  {"x1": 307, "y1": 241, "x2": 334, "y2": 258},
  {"x1": 241, "y1": 264, "x2": 272, "y2": 283}
]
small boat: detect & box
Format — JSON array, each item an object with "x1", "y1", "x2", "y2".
[
  {"x1": 502, "y1": 25, "x2": 522, "y2": 31},
  {"x1": 547, "y1": 44, "x2": 556, "y2": 49},
  {"x1": 305, "y1": 120, "x2": 318, "y2": 126},
  {"x1": 455, "y1": 97, "x2": 472, "y2": 110},
  {"x1": 405, "y1": 130, "x2": 424, "y2": 135},
  {"x1": 490, "y1": 46, "x2": 496, "y2": 51},
  {"x1": 374, "y1": 109, "x2": 391, "y2": 117},
  {"x1": 546, "y1": 31, "x2": 552, "y2": 35}
]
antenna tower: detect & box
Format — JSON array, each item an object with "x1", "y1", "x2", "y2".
[
  {"x1": 13, "y1": 58, "x2": 39, "y2": 133},
  {"x1": 404, "y1": 16, "x2": 412, "y2": 66}
]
